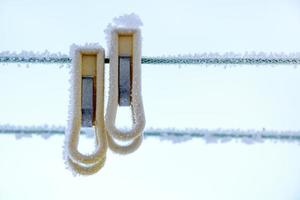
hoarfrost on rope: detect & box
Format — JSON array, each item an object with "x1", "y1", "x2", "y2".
[{"x1": 1, "y1": 124, "x2": 300, "y2": 144}]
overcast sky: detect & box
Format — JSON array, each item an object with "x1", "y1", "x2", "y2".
[{"x1": 0, "y1": 0, "x2": 300, "y2": 199}]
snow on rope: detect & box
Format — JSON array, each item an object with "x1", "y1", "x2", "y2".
[
  {"x1": 1, "y1": 51, "x2": 300, "y2": 65},
  {"x1": 1, "y1": 125, "x2": 300, "y2": 144}
]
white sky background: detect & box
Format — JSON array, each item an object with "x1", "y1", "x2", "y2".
[{"x1": 0, "y1": 0, "x2": 300, "y2": 199}]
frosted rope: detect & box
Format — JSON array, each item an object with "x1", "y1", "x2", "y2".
[
  {"x1": 1, "y1": 125, "x2": 300, "y2": 143},
  {"x1": 64, "y1": 45, "x2": 107, "y2": 174},
  {"x1": 105, "y1": 28, "x2": 145, "y2": 141},
  {"x1": 1, "y1": 51, "x2": 300, "y2": 65}
]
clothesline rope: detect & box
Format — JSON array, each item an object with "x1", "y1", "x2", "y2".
[
  {"x1": 1, "y1": 125, "x2": 300, "y2": 143},
  {"x1": 1, "y1": 51, "x2": 300, "y2": 65}
]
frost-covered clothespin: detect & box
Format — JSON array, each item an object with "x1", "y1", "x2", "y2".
[
  {"x1": 105, "y1": 14, "x2": 145, "y2": 153},
  {"x1": 64, "y1": 14, "x2": 146, "y2": 175},
  {"x1": 64, "y1": 44, "x2": 107, "y2": 175}
]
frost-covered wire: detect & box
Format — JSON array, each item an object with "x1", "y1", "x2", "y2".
[
  {"x1": 1, "y1": 51, "x2": 300, "y2": 65},
  {"x1": 1, "y1": 125, "x2": 300, "y2": 144},
  {"x1": 0, "y1": 51, "x2": 71, "y2": 64}
]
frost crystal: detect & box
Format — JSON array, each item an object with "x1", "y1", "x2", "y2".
[{"x1": 104, "y1": 13, "x2": 143, "y2": 52}]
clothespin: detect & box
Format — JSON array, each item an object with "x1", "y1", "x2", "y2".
[
  {"x1": 64, "y1": 45, "x2": 107, "y2": 175},
  {"x1": 105, "y1": 28, "x2": 145, "y2": 142}
]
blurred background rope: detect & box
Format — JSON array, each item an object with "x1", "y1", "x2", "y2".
[{"x1": 1, "y1": 125, "x2": 300, "y2": 143}]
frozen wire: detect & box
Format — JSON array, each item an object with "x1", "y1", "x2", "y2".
[
  {"x1": 1, "y1": 125, "x2": 300, "y2": 143},
  {"x1": 1, "y1": 51, "x2": 300, "y2": 65}
]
